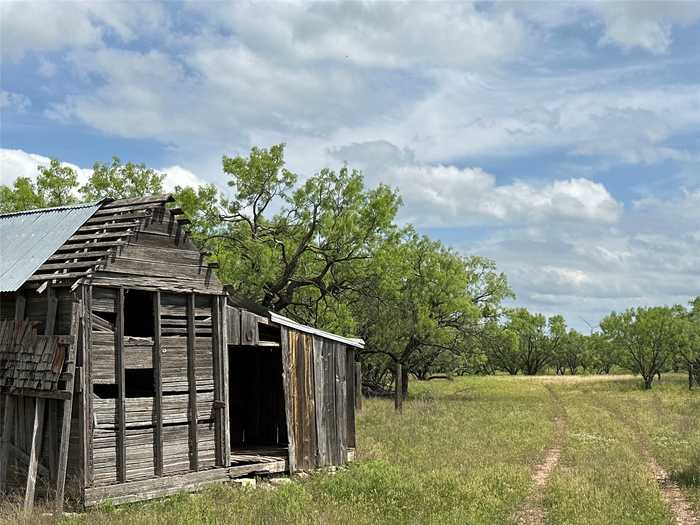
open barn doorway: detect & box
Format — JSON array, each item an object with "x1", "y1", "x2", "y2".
[{"x1": 227, "y1": 346, "x2": 288, "y2": 465}]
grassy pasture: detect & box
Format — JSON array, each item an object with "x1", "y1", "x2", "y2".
[{"x1": 2, "y1": 374, "x2": 697, "y2": 524}]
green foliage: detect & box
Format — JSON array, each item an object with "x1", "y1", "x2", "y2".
[
  {"x1": 80, "y1": 157, "x2": 164, "y2": 200},
  {"x1": 581, "y1": 332, "x2": 620, "y2": 374},
  {"x1": 180, "y1": 144, "x2": 402, "y2": 335},
  {"x1": 601, "y1": 306, "x2": 686, "y2": 389},
  {"x1": 503, "y1": 309, "x2": 567, "y2": 375},
  {"x1": 355, "y1": 230, "x2": 512, "y2": 392},
  {"x1": 0, "y1": 159, "x2": 78, "y2": 212}
]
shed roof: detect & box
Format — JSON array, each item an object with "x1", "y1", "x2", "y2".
[
  {"x1": 270, "y1": 312, "x2": 365, "y2": 349},
  {"x1": 0, "y1": 202, "x2": 102, "y2": 292}
]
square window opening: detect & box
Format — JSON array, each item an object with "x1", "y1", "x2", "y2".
[
  {"x1": 125, "y1": 368, "x2": 155, "y2": 397},
  {"x1": 124, "y1": 290, "x2": 154, "y2": 337}
]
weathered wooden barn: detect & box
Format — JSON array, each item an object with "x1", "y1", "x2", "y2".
[{"x1": 0, "y1": 196, "x2": 362, "y2": 510}]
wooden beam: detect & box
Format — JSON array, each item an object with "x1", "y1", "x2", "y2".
[
  {"x1": 80, "y1": 285, "x2": 94, "y2": 494},
  {"x1": 14, "y1": 293, "x2": 26, "y2": 320},
  {"x1": 116, "y1": 288, "x2": 126, "y2": 482},
  {"x1": 219, "y1": 296, "x2": 231, "y2": 467},
  {"x1": 23, "y1": 398, "x2": 46, "y2": 512},
  {"x1": 186, "y1": 293, "x2": 198, "y2": 471},
  {"x1": 153, "y1": 291, "x2": 164, "y2": 476},
  {"x1": 211, "y1": 296, "x2": 223, "y2": 466},
  {"x1": 55, "y1": 300, "x2": 80, "y2": 513},
  {"x1": 280, "y1": 327, "x2": 296, "y2": 473},
  {"x1": 84, "y1": 460, "x2": 287, "y2": 507}
]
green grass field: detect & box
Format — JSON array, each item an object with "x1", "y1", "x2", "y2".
[{"x1": 4, "y1": 374, "x2": 698, "y2": 524}]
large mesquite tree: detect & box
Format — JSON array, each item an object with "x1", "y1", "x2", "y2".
[
  {"x1": 181, "y1": 144, "x2": 402, "y2": 331},
  {"x1": 354, "y1": 230, "x2": 511, "y2": 397},
  {"x1": 601, "y1": 306, "x2": 684, "y2": 389}
]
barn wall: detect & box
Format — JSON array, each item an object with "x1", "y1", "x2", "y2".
[
  {"x1": 89, "y1": 286, "x2": 222, "y2": 488},
  {"x1": 281, "y1": 327, "x2": 356, "y2": 471}
]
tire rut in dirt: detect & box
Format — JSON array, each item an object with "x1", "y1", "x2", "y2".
[
  {"x1": 594, "y1": 396, "x2": 698, "y2": 525},
  {"x1": 512, "y1": 384, "x2": 567, "y2": 525}
]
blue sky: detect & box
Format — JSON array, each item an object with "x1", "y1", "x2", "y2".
[{"x1": 1, "y1": 1, "x2": 699, "y2": 330}]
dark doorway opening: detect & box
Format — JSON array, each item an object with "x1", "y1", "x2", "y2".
[{"x1": 228, "y1": 347, "x2": 288, "y2": 455}]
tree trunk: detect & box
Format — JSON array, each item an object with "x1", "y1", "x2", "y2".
[
  {"x1": 643, "y1": 375, "x2": 654, "y2": 389},
  {"x1": 401, "y1": 365, "x2": 409, "y2": 400},
  {"x1": 689, "y1": 364, "x2": 693, "y2": 390}
]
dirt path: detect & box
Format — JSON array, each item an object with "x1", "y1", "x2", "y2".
[
  {"x1": 512, "y1": 384, "x2": 566, "y2": 525},
  {"x1": 597, "y1": 398, "x2": 698, "y2": 525}
]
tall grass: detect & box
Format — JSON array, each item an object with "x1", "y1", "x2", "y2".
[{"x1": 1, "y1": 374, "x2": 695, "y2": 524}]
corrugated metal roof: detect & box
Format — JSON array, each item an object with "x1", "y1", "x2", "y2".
[{"x1": 0, "y1": 202, "x2": 101, "y2": 292}]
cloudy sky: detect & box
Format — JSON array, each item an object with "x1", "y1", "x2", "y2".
[{"x1": 2, "y1": 1, "x2": 699, "y2": 330}]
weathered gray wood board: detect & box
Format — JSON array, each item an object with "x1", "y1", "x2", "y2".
[{"x1": 282, "y1": 328, "x2": 355, "y2": 472}]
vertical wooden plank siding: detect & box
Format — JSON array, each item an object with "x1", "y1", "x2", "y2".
[
  {"x1": 312, "y1": 337, "x2": 329, "y2": 466},
  {"x1": 325, "y1": 343, "x2": 339, "y2": 465},
  {"x1": 334, "y1": 343, "x2": 347, "y2": 465},
  {"x1": 153, "y1": 291, "x2": 164, "y2": 476},
  {"x1": 116, "y1": 288, "x2": 126, "y2": 482},
  {"x1": 303, "y1": 333, "x2": 318, "y2": 470},
  {"x1": 211, "y1": 296, "x2": 222, "y2": 466},
  {"x1": 345, "y1": 347, "x2": 356, "y2": 449},
  {"x1": 220, "y1": 297, "x2": 231, "y2": 467},
  {"x1": 186, "y1": 293, "x2": 199, "y2": 471},
  {"x1": 294, "y1": 332, "x2": 307, "y2": 468},
  {"x1": 280, "y1": 327, "x2": 297, "y2": 473}
]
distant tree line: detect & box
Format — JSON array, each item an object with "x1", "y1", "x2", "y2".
[{"x1": 2, "y1": 146, "x2": 698, "y2": 392}]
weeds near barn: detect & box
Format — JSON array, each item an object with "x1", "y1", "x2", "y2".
[{"x1": 12, "y1": 375, "x2": 695, "y2": 525}]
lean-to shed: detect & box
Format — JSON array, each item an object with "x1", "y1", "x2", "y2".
[{"x1": 0, "y1": 196, "x2": 362, "y2": 510}]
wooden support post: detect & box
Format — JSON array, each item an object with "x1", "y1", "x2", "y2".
[
  {"x1": 23, "y1": 398, "x2": 46, "y2": 511},
  {"x1": 80, "y1": 285, "x2": 94, "y2": 494},
  {"x1": 46, "y1": 288, "x2": 59, "y2": 485},
  {"x1": 394, "y1": 363, "x2": 402, "y2": 414},
  {"x1": 354, "y1": 362, "x2": 362, "y2": 411},
  {"x1": 55, "y1": 300, "x2": 80, "y2": 513},
  {"x1": 24, "y1": 288, "x2": 58, "y2": 510},
  {"x1": 211, "y1": 295, "x2": 220, "y2": 465},
  {"x1": 280, "y1": 327, "x2": 296, "y2": 473},
  {"x1": 220, "y1": 296, "x2": 231, "y2": 467},
  {"x1": 153, "y1": 291, "x2": 164, "y2": 476},
  {"x1": 186, "y1": 293, "x2": 199, "y2": 471},
  {"x1": 116, "y1": 288, "x2": 126, "y2": 483}
]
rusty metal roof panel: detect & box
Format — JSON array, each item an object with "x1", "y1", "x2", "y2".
[{"x1": 0, "y1": 202, "x2": 101, "y2": 292}]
